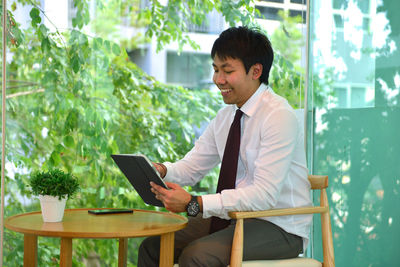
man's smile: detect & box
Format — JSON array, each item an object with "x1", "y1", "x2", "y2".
[{"x1": 220, "y1": 88, "x2": 232, "y2": 96}]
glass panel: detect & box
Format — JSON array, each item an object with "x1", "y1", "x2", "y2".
[
  {"x1": 289, "y1": 9, "x2": 306, "y2": 24},
  {"x1": 350, "y1": 86, "x2": 366, "y2": 107},
  {"x1": 333, "y1": 0, "x2": 370, "y2": 13},
  {"x1": 257, "y1": 6, "x2": 283, "y2": 20},
  {"x1": 334, "y1": 14, "x2": 344, "y2": 28},
  {"x1": 309, "y1": 0, "x2": 400, "y2": 266},
  {"x1": 334, "y1": 86, "x2": 348, "y2": 108},
  {"x1": 2, "y1": 0, "x2": 223, "y2": 265},
  {"x1": 357, "y1": 0, "x2": 370, "y2": 14},
  {"x1": 260, "y1": 0, "x2": 284, "y2": 3},
  {"x1": 166, "y1": 52, "x2": 212, "y2": 88},
  {"x1": 333, "y1": 0, "x2": 347, "y2": 9},
  {"x1": 186, "y1": 9, "x2": 225, "y2": 34}
]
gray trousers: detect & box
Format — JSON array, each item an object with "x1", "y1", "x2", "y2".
[{"x1": 137, "y1": 214, "x2": 303, "y2": 267}]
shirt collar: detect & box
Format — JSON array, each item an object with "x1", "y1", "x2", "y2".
[{"x1": 233, "y1": 83, "x2": 269, "y2": 117}]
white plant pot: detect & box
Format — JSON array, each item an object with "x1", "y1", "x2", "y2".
[{"x1": 39, "y1": 195, "x2": 67, "y2": 222}]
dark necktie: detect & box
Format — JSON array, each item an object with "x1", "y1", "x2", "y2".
[{"x1": 209, "y1": 109, "x2": 243, "y2": 234}]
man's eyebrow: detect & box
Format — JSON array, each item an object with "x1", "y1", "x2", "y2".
[{"x1": 212, "y1": 62, "x2": 233, "y2": 68}]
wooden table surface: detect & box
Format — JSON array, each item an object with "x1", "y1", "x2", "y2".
[{"x1": 5, "y1": 208, "x2": 188, "y2": 267}]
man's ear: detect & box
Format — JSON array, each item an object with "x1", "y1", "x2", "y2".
[{"x1": 251, "y1": 63, "x2": 263, "y2": 80}]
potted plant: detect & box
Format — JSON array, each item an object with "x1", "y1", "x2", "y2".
[{"x1": 29, "y1": 168, "x2": 80, "y2": 222}]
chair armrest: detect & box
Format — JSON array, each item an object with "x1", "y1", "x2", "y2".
[
  {"x1": 229, "y1": 206, "x2": 329, "y2": 267},
  {"x1": 228, "y1": 206, "x2": 327, "y2": 219}
]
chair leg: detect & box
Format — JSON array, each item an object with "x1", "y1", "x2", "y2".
[
  {"x1": 230, "y1": 218, "x2": 243, "y2": 267},
  {"x1": 321, "y1": 189, "x2": 335, "y2": 267}
]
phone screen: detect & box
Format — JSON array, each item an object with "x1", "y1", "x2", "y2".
[{"x1": 88, "y1": 209, "x2": 133, "y2": 215}]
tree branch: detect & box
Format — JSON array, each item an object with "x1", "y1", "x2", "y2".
[{"x1": 6, "y1": 88, "x2": 45, "y2": 99}]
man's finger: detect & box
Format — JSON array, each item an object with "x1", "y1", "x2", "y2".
[
  {"x1": 152, "y1": 183, "x2": 169, "y2": 194},
  {"x1": 150, "y1": 181, "x2": 161, "y2": 191},
  {"x1": 164, "y1": 182, "x2": 176, "y2": 189}
]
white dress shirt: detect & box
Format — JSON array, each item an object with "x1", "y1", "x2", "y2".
[{"x1": 164, "y1": 83, "x2": 312, "y2": 246}]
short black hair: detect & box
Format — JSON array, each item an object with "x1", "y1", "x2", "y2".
[{"x1": 211, "y1": 26, "x2": 274, "y2": 85}]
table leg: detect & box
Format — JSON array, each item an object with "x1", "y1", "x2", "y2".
[
  {"x1": 24, "y1": 234, "x2": 38, "y2": 267},
  {"x1": 118, "y1": 238, "x2": 128, "y2": 267},
  {"x1": 159, "y1": 232, "x2": 175, "y2": 267},
  {"x1": 60, "y1": 237, "x2": 72, "y2": 267}
]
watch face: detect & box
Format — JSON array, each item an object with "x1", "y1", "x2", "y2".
[{"x1": 187, "y1": 199, "x2": 200, "y2": 216}]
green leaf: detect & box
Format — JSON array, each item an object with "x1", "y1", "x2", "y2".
[
  {"x1": 50, "y1": 151, "x2": 61, "y2": 166},
  {"x1": 71, "y1": 54, "x2": 80, "y2": 73},
  {"x1": 81, "y1": 187, "x2": 97, "y2": 194},
  {"x1": 64, "y1": 136, "x2": 75, "y2": 148},
  {"x1": 118, "y1": 187, "x2": 125, "y2": 195},
  {"x1": 72, "y1": 17, "x2": 77, "y2": 28},
  {"x1": 104, "y1": 40, "x2": 111, "y2": 51},
  {"x1": 29, "y1": 8, "x2": 41, "y2": 27},
  {"x1": 41, "y1": 38, "x2": 50, "y2": 51},
  {"x1": 73, "y1": 11, "x2": 83, "y2": 29},
  {"x1": 93, "y1": 37, "x2": 103, "y2": 50},
  {"x1": 112, "y1": 43, "x2": 121, "y2": 56},
  {"x1": 99, "y1": 187, "x2": 105, "y2": 199},
  {"x1": 56, "y1": 143, "x2": 65, "y2": 153},
  {"x1": 78, "y1": 33, "x2": 88, "y2": 45},
  {"x1": 43, "y1": 71, "x2": 57, "y2": 84},
  {"x1": 157, "y1": 147, "x2": 167, "y2": 158},
  {"x1": 39, "y1": 24, "x2": 48, "y2": 36},
  {"x1": 73, "y1": 80, "x2": 83, "y2": 93},
  {"x1": 103, "y1": 56, "x2": 109, "y2": 68},
  {"x1": 64, "y1": 109, "x2": 79, "y2": 133}
]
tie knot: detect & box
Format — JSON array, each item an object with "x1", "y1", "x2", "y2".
[{"x1": 234, "y1": 109, "x2": 243, "y2": 122}]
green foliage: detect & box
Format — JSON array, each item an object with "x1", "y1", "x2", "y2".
[
  {"x1": 3, "y1": 1, "x2": 227, "y2": 265},
  {"x1": 86, "y1": 0, "x2": 259, "y2": 52},
  {"x1": 140, "y1": 0, "x2": 258, "y2": 52},
  {"x1": 29, "y1": 169, "x2": 80, "y2": 200},
  {"x1": 91, "y1": 0, "x2": 148, "y2": 50},
  {"x1": 0, "y1": 5, "x2": 24, "y2": 46}
]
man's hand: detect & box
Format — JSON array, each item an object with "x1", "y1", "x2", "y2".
[
  {"x1": 152, "y1": 162, "x2": 167, "y2": 178},
  {"x1": 150, "y1": 181, "x2": 191, "y2": 213}
]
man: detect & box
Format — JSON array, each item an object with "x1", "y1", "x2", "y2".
[{"x1": 138, "y1": 26, "x2": 312, "y2": 267}]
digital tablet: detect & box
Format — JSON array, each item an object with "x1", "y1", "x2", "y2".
[{"x1": 111, "y1": 154, "x2": 168, "y2": 207}]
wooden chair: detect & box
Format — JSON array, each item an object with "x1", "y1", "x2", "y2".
[{"x1": 228, "y1": 175, "x2": 335, "y2": 267}]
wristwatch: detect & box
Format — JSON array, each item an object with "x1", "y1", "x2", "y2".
[{"x1": 186, "y1": 195, "x2": 200, "y2": 217}]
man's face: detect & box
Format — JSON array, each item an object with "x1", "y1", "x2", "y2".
[{"x1": 212, "y1": 55, "x2": 260, "y2": 108}]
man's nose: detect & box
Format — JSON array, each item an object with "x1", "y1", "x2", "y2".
[{"x1": 214, "y1": 73, "x2": 226, "y2": 85}]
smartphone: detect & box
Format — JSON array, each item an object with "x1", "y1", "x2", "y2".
[{"x1": 88, "y1": 209, "x2": 133, "y2": 215}]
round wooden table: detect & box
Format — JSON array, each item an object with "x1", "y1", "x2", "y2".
[{"x1": 5, "y1": 208, "x2": 188, "y2": 267}]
